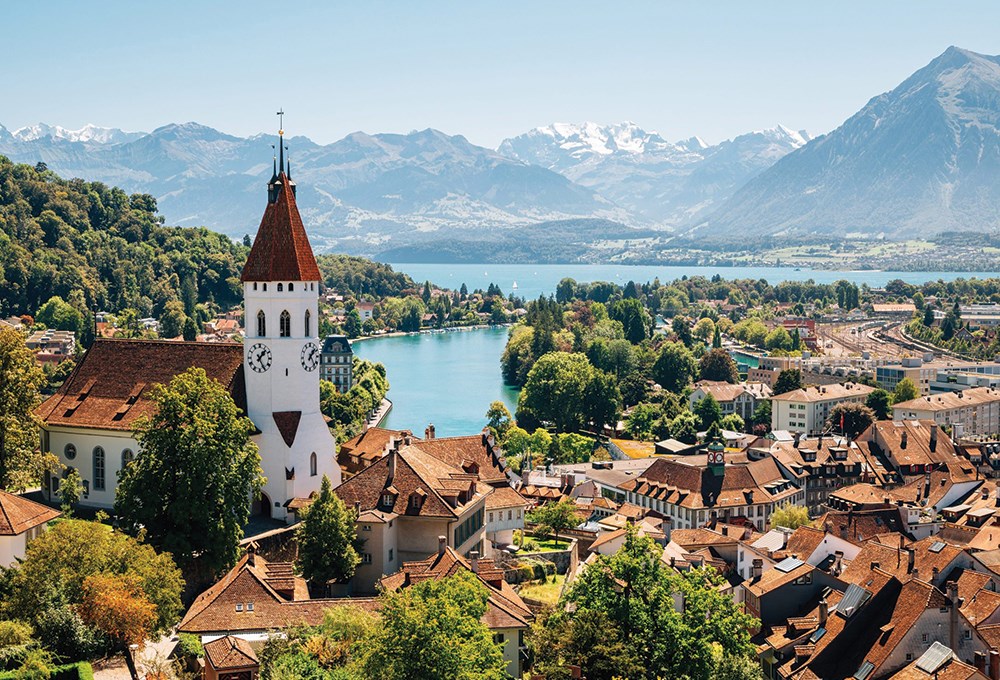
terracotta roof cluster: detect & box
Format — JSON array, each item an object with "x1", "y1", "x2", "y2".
[
  {"x1": 764, "y1": 436, "x2": 868, "y2": 478},
  {"x1": 36, "y1": 340, "x2": 246, "y2": 431},
  {"x1": 203, "y1": 635, "x2": 258, "y2": 670},
  {"x1": 333, "y1": 446, "x2": 492, "y2": 519},
  {"x1": 815, "y1": 509, "x2": 913, "y2": 545},
  {"x1": 0, "y1": 491, "x2": 60, "y2": 535},
  {"x1": 485, "y1": 486, "x2": 529, "y2": 510},
  {"x1": 838, "y1": 536, "x2": 964, "y2": 587},
  {"x1": 408, "y1": 433, "x2": 509, "y2": 486},
  {"x1": 619, "y1": 456, "x2": 798, "y2": 510},
  {"x1": 380, "y1": 546, "x2": 532, "y2": 630},
  {"x1": 179, "y1": 550, "x2": 377, "y2": 635},
  {"x1": 866, "y1": 419, "x2": 959, "y2": 469},
  {"x1": 692, "y1": 380, "x2": 764, "y2": 404},
  {"x1": 241, "y1": 172, "x2": 321, "y2": 282}
]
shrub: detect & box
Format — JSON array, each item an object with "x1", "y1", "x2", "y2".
[{"x1": 174, "y1": 633, "x2": 204, "y2": 659}]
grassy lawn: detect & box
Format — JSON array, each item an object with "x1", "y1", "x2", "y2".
[
  {"x1": 524, "y1": 535, "x2": 572, "y2": 552},
  {"x1": 519, "y1": 573, "x2": 566, "y2": 605}
]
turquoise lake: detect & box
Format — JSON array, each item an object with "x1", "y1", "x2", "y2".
[{"x1": 354, "y1": 263, "x2": 1000, "y2": 437}]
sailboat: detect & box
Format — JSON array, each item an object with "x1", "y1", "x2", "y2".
[{"x1": 512, "y1": 281, "x2": 518, "y2": 290}]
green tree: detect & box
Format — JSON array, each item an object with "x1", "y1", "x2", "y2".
[
  {"x1": 0, "y1": 326, "x2": 56, "y2": 491},
  {"x1": 773, "y1": 369, "x2": 803, "y2": 395},
  {"x1": 182, "y1": 316, "x2": 198, "y2": 341},
  {"x1": 720, "y1": 413, "x2": 745, "y2": 433},
  {"x1": 115, "y1": 367, "x2": 264, "y2": 576},
  {"x1": 699, "y1": 348, "x2": 740, "y2": 384},
  {"x1": 693, "y1": 318, "x2": 716, "y2": 343},
  {"x1": 765, "y1": 327, "x2": 793, "y2": 351},
  {"x1": 672, "y1": 316, "x2": 693, "y2": 347},
  {"x1": 549, "y1": 525, "x2": 758, "y2": 680},
  {"x1": 769, "y1": 503, "x2": 811, "y2": 530},
  {"x1": 59, "y1": 468, "x2": 83, "y2": 516},
  {"x1": 583, "y1": 369, "x2": 622, "y2": 435},
  {"x1": 296, "y1": 475, "x2": 360, "y2": 592},
  {"x1": 608, "y1": 298, "x2": 651, "y2": 344},
  {"x1": 518, "y1": 353, "x2": 618, "y2": 433},
  {"x1": 652, "y1": 342, "x2": 698, "y2": 393},
  {"x1": 751, "y1": 400, "x2": 772, "y2": 432},
  {"x1": 528, "y1": 498, "x2": 578, "y2": 544},
  {"x1": 865, "y1": 389, "x2": 892, "y2": 419},
  {"x1": 625, "y1": 403, "x2": 660, "y2": 440},
  {"x1": 694, "y1": 394, "x2": 723, "y2": 430},
  {"x1": 158, "y1": 300, "x2": 187, "y2": 339},
  {"x1": 359, "y1": 571, "x2": 507, "y2": 680},
  {"x1": 922, "y1": 306, "x2": 936, "y2": 327},
  {"x1": 828, "y1": 402, "x2": 876, "y2": 439},
  {"x1": 670, "y1": 411, "x2": 699, "y2": 444},
  {"x1": 35, "y1": 296, "x2": 85, "y2": 335},
  {"x1": 484, "y1": 401, "x2": 512, "y2": 440},
  {"x1": 712, "y1": 324, "x2": 723, "y2": 349},
  {"x1": 344, "y1": 309, "x2": 362, "y2": 339},
  {"x1": 892, "y1": 377, "x2": 919, "y2": 404}
]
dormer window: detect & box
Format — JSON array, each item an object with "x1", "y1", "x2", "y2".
[
  {"x1": 381, "y1": 492, "x2": 395, "y2": 507},
  {"x1": 236, "y1": 603, "x2": 243, "y2": 612}
]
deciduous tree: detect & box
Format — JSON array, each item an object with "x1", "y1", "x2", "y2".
[
  {"x1": 699, "y1": 349, "x2": 740, "y2": 384},
  {"x1": 828, "y1": 402, "x2": 875, "y2": 439},
  {"x1": 652, "y1": 341, "x2": 697, "y2": 393},
  {"x1": 865, "y1": 389, "x2": 892, "y2": 419},
  {"x1": 528, "y1": 498, "x2": 578, "y2": 544},
  {"x1": 892, "y1": 377, "x2": 919, "y2": 404},
  {"x1": 769, "y1": 503, "x2": 811, "y2": 530},
  {"x1": 773, "y1": 369, "x2": 803, "y2": 395},
  {"x1": 79, "y1": 573, "x2": 156, "y2": 679},
  {"x1": 115, "y1": 367, "x2": 264, "y2": 576}
]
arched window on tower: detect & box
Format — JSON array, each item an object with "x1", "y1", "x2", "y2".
[
  {"x1": 257, "y1": 310, "x2": 266, "y2": 337},
  {"x1": 310, "y1": 452, "x2": 317, "y2": 477},
  {"x1": 289, "y1": 283, "x2": 294, "y2": 292},
  {"x1": 277, "y1": 283, "x2": 283, "y2": 292},
  {"x1": 280, "y1": 310, "x2": 291, "y2": 337},
  {"x1": 304, "y1": 309, "x2": 311, "y2": 336}
]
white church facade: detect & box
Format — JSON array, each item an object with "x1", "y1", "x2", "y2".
[{"x1": 36, "y1": 131, "x2": 339, "y2": 521}]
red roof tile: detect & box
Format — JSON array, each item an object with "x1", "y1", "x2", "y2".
[
  {"x1": 36, "y1": 340, "x2": 246, "y2": 431},
  {"x1": 0, "y1": 491, "x2": 60, "y2": 535},
  {"x1": 203, "y1": 635, "x2": 258, "y2": 670},
  {"x1": 241, "y1": 173, "x2": 321, "y2": 282}
]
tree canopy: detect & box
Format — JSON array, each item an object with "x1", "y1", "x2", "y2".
[
  {"x1": 699, "y1": 349, "x2": 740, "y2": 384},
  {"x1": 0, "y1": 326, "x2": 55, "y2": 491},
  {"x1": 296, "y1": 475, "x2": 361, "y2": 590},
  {"x1": 115, "y1": 367, "x2": 264, "y2": 577},
  {"x1": 517, "y1": 352, "x2": 620, "y2": 433}
]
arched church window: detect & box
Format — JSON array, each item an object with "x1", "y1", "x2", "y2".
[
  {"x1": 310, "y1": 452, "x2": 317, "y2": 477},
  {"x1": 257, "y1": 310, "x2": 266, "y2": 337},
  {"x1": 263, "y1": 283, "x2": 267, "y2": 291},
  {"x1": 280, "y1": 310, "x2": 291, "y2": 337},
  {"x1": 289, "y1": 283, "x2": 294, "y2": 291},
  {"x1": 253, "y1": 282, "x2": 258, "y2": 291},
  {"x1": 277, "y1": 283, "x2": 283, "y2": 292},
  {"x1": 93, "y1": 447, "x2": 106, "y2": 491},
  {"x1": 304, "y1": 309, "x2": 311, "y2": 336},
  {"x1": 122, "y1": 448, "x2": 134, "y2": 470}
]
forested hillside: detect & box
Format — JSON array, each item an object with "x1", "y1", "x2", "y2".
[
  {"x1": 0, "y1": 157, "x2": 422, "y2": 340},
  {"x1": 0, "y1": 157, "x2": 247, "y2": 328}
]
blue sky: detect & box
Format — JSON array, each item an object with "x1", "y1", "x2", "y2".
[{"x1": 3, "y1": 1, "x2": 999, "y2": 147}]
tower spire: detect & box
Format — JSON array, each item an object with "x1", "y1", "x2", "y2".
[{"x1": 276, "y1": 108, "x2": 285, "y2": 176}]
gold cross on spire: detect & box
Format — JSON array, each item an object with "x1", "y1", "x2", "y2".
[{"x1": 277, "y1": 108, "x2": 285, "y2": 136}]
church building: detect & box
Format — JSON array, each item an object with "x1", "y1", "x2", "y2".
[{"x1": 36, "y1": 126, "x2": 339, "y2": 521}]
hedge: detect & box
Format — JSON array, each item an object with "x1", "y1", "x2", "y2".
[{"x1": 0, "y1": 661, "x2": 94, "y2": 679}]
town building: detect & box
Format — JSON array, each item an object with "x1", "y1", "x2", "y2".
[
  {"x1": 320, "y1": 334, "x2": 353, "y2": 393},
  {"x1": 356, "y1": 301, "x2": 375, "y2": 322},
  {"x1": 0, "y1": 490, "x2": 60, "y2": 567},
  {"x1": 770, "y1": 382, "x2": 875, "y2": 435},
  {"x1": 333, "y1": 444, "x2": 494, "y2": 593},
  {"x1": 616, "y1": 443, "x2": 803, "y2": 532},
  {"x1": 338, "y1": 427, "x2": 418, "y2": 478},
  {"x1": 203, "y1": 636, "x2": 259, "y2": 680},
  {"x1": 871, "y1": 302, "x2": 918, "y2": 318},
  {"x1": 25, "y1": 329, "x2": 75, "y2": 364},
  {"x1": 688, "y1": 380, "x2": 772, "y2": 422},
  {"x1": 36, "y1": 132, "x2": 339, "y2": 519},
  {"x1": 893, "y1": 387, "x2": 1000, "y2": 437},
  {"x1": 484, "y1": 486, "x2": 529, "y2": 555}
]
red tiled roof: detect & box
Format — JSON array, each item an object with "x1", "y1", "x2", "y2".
[
  {"x1": 241, "y1": 173, "x2": 321, "y2": 282},
  {"x1": 36, "y1": 340, "x2": 246, "y2": 431},
  {"x1": 0, "y1": 491, "x2": 60, "y2": 535},
  {"x1": 203, "y1": 635, "x2": 258, "y2": 670},
  {"x1": 410, "y1": 434, "x2": 509, "y2": 486},
  {"x1": 273, "y1": 411, "x2": 302, "y2": 447},
  {"x1": 485, "y1": 485, "x2": 528, "y2": 510}
]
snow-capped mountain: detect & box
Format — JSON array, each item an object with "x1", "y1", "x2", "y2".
[
  {"x1": 0, "y1": 123, "x2": 627, "y2": 254},
  {"x1": 12, "y1": 123, "x2": 145, "y2": 145},
  {"x1": 499, "y1": 121, "x2": 809, "y2": 225},
  {"x1": 697, "y1": 47, "x2": 1000, "y2": 239}
]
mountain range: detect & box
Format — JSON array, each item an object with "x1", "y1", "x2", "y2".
[{"x1": 2, "y1": 46, "x2": 999, "y2": 258}]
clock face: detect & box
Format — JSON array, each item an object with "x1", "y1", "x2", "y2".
[
  {"x1": 248, "y1": 343, "x2": 272, "y2": 373},
  {"x1": 301, "y1": 342, "x2": 320, "y2": 372}
]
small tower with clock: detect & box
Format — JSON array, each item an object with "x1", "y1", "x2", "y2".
[
  {"x1": 240, "y1": 119, "x2": 340, "y2": 520},
  {"x1": 706, "y1": 437, "x2": 726, "y2": 476}
]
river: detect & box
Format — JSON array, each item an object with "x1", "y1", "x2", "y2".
[{"x1": 354, "y1": 263, "x2": 1000, "y2": 438}]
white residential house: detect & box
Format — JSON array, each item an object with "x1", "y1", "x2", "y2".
[{"x1": 771, "y1": 382, "x2": 875, "y2": 435}]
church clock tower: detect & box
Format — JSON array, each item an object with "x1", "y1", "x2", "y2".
[{"x1": 240, "y1": 120, "x2": 340, "y2": 520}]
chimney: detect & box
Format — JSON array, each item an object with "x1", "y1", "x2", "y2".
[
  {"x1": 990, "y1": 649, "x2": 999, "y2": 680},
  {"x1": 354, "y1": 500, "x2": 361, "y2": 516},
  {"x1": 403, "y1": 434, "x2": 412, "y2": 446},
  {"x1": 901, "y1": 431, "x2": 908, "y2": 449},
  {"x1": 794, "y1": 432, "x2": 802, "y2": 448},
  {"x1": 975, "y1": 652, "x2": 987, "y2": 674},
  {"x1": 752, "y1": 558, "x2": 763, "y2": 579},
  {"x1": 817, "y1": 434, "x2": 823, "y2": 450},
  {"x1": 834, "y1": 551, "x2": 844, "y2": 575},
  {"x1": 930, "y1": 424, "x2": 938, "y2": 453},
  {"x1": 819, "y1": 598, "x2": 828, "y2": 626},
  {"x1": 387, "y1": 448, "x2": 397, "y2": 485},
  {"x1": 425, "y1": 423, "x2": 436, "y2": 440},
  {"x1": 947, "y1": 581, "x2": 959, "y2": 649},
  {"x1": 470, "y1": 550, "x2": 480, "y2": 573},
  {"x1": 438, "y1": 535, "x2": 447, "y2": 556},
  {"x1": 246, "y1": 541, "x2": 258, "y2": 567},
  {"x1": 907, "y1": 547, "x2": 915, "y2": 573}
]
